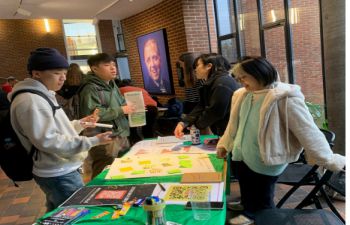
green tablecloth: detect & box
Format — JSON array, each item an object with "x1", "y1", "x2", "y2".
[{"x1": 36, "y1": 137, "x2": 227, "y2": 225}]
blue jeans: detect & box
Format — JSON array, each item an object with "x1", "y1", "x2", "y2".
[{"x1": 33, "y1": 169, "x2": 84, "y2": 212}]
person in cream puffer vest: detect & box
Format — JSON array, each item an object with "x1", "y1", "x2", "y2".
[{"x1": 216, "y1": 56, "x2": 345, "y2": 225}]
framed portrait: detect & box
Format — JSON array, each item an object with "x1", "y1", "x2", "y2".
[{"x1": 137, "y1": 29, "x2": 174, "y2": 95}]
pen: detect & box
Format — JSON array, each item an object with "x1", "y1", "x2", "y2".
[
  {"x1": 158, "y1": 183, "x2": 166, "y2": 192},
  {"x1": 80, "y1": 122, "x2": 113, "y2": 128}
]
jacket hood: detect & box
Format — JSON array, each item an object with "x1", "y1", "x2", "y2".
[
  {"x1": 8, "y1": 78, "x2": 54, "y2": 102},
  {"x1": 269, "y1": 82, "x2": 304, "y2": 100},
  {"x1": 83, "y1": 72, "x2": 116, "y2": 91}
]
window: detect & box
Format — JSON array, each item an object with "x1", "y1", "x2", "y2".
[
  {"x1": 214, "y1": 0, "x2": 240, "y2": 63},
  {"x1": 63, "y1": 20, "x2": 99, "y2": 61},
  {"x1": 239, "y1": 0, "x2": 261, "y2": 56},
  {"x1": 116, "y1": 57, "x2": 131, "y2": 80},
  {"x1": 211, "y1": 0, "x2": 326, "y2": 125},
  {"x1": 290, "y1": 0, "x2": 324, "y2": 105}
]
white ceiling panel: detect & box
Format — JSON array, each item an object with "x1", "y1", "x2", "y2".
[{"x1": 0, "y1": 0, "x2": 164, "y2": 20}]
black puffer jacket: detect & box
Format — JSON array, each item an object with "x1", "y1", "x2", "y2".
[{"x1": 183, "y1": 71, "x2": 240, "y2": 136}]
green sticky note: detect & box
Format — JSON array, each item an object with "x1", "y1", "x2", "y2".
[
  {"x1": 131, "y1": 170, "x2": 145, "y2": 175},
  {"x1": 168, "y1": 169, "x2": 182, "y2": 174},
  {"x1": 178, "y1": 155, "x2": 190, "y2": 159},
  {"x1": 111, "y1": 175, "x2": 125, "y2": 179},
  {"x1": 179, "y1": 160, "x2": 192, "y2": 168}
]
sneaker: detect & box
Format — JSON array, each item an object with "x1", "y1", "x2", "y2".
[
  {"x1": 228, "y1": 215, "x2": 254, "y2": 225},
  {"x1": 227, "y1": 201, "x2": 244, "y2": 211}
]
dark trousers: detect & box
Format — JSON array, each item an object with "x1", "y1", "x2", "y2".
[
  {"x1": 142, "y1": 105, "x2": 158, "y2": 138},
  {"x1": 237, "y1": 161, "x2": 278, "y2": 219}
]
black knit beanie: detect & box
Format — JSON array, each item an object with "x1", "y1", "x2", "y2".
[{"x1": 27, "y1": 48, "x2": 69, "y2": 73}]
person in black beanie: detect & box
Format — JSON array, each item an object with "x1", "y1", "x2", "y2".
[{"x1": 8, "y1": 47, "x2": 115, "y2": 212}]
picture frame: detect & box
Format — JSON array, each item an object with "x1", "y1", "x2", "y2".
[{"x1": 137, "y1": 29, "x2": 174, "y2": 95}]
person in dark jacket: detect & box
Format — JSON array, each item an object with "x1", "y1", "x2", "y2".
[{"x1": 174, "y1": 53, "x2": 240, "y2": 137}]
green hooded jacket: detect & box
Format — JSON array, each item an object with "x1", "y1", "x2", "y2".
[{"x1": 79, "y1": 72, "x2": 129, "y2": 137}]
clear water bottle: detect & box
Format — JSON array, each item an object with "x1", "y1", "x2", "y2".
[
  {"x1": 143, "y1": 197, "x2": 166, "y2": 225},
  {"x1": 190, "y1": 125, "x2": 200, "y2": 145}
]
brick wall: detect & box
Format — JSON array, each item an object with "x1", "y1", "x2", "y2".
[
  {"x1": 182, "y1": 0, "x2": 217, "y2": 53},
  {"x1": 98, "y1": 20, "x2": 117, "y2": 56},
  {"x1": 0, "y1": 19, "x2": 66, "y2": 82},
  {"x1": 291, "y1": 0, "x2": 323, "y2": 104},
  {"x1": 121, "y1": 0, "x2": 215, "y2": 104},
  {"x1": 122, "y1": 0, "x2": 186, "y2": 104}
]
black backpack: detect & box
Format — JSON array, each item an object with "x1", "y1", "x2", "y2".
[{"x1": 0, "y1": 89, "x2": 59, "y2": 186}]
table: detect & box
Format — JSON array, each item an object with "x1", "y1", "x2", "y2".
[{"x1": 36, "y1": 136, "x2": 227, "y2": 225}]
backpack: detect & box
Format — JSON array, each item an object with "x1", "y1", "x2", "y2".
[
  {"x1": 56, "y1": 83, "x2": 106, "y2": 120},
  {"x1": 0, "y1": 89, "x2": 59, "y2": 186},
  {"x1": 56, "y1": 92, "x2": 80, "y2": 120},
  {"x1": 165, "y1": 97, "x2": 183, "y2": 118}
]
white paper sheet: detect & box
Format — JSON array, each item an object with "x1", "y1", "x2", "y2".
[
  {"x1": 127, "y1": 138, "x2": 217, "y2": 156},
  {"x1": 124, "y1": 91, "x2": 146, "y2": 127}
]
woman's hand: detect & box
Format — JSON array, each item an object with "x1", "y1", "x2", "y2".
[
  {"x1": 216, "y1": 147, "x2": 227, "y2": 159},
  {"x1": 80, "y1": 108, "x2": 100, "y2": 128},
  {"x1": 95, "y1": 131, "x2": 114, "y2": 145},
  {"x1": 174, "y1": 122, "x2": 185, "y2": 138}
]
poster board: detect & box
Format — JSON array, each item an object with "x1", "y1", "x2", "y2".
[{"x1": 105, "y1": 154, "x2": 215, "y2": 179}]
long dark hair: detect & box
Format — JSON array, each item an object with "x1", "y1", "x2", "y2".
[
  {"x1": 193, "y1": 53, "x2": 231, "y2": 78},
  {"x1": 179, "y1": 52, "x2": 200, "y2": 87}
]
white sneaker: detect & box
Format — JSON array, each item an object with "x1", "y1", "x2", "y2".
[
  {"x1": 229, "y1": 215, "x2": 254, "y2": 225},
  {"x1": 227, "y1": 201, "x2": 244, "y2": 211}
]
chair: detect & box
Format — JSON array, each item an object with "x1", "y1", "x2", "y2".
[
  {"x1": 255, "y1": 208, "x2": 344, "y2": 225},
  {"x1": 275, "y1": 129, "x2": 345, "y2": 223},
  {"x1": 255, "y1": 167, "x2": 344, "y2": 225},
  {"x1": 276, "y1": 129, "x2": 335, "y2": 208}
]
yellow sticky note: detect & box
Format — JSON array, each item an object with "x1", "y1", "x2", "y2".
[
  {"x1": 120, "y1": 167, "x2": 133, "y2": 172},
  {"x1": 139, "y1": 160, "x2": 151, "y2": 165}
]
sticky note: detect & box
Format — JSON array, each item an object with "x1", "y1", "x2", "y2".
[
  {"x1": 121, "y1": 158, "x2": 132, "y2": 163},
  {"x1": 131, "y1": 170, "x2": 145, "y2": 175},
  {"x1": 178, "y1": 155, "x2": 189, "y2": 159},
  {"x1": 161, "y1": 163, "x2": 172, "y2": 167},
  {"x1": 179, "y1": 160, "x2": 192, "y2": 168},
  {"x1": 120, "y1": 167, "x2": 133, "y2": 172},
  {"x1": 111, "y1": 175, "x2": 125, "y2": 179},
  {"x1": 139, "y1": 160, "x2": 151, "y2": 165},
  {"x1": 168, "y1": 169, "x2": 182, "y2": 174}
]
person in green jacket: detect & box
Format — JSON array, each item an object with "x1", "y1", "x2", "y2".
[{"x1": 79, "y1": 53, "x2": 135, "y2": 179}]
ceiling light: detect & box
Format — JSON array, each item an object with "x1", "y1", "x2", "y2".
[{"x1": 44, "y1": 19, "x2": 50, "y2": 32}]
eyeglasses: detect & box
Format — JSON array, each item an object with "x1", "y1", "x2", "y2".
[{"x1": 235, "y1": 75, "x2": 247, "y2": 83}]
